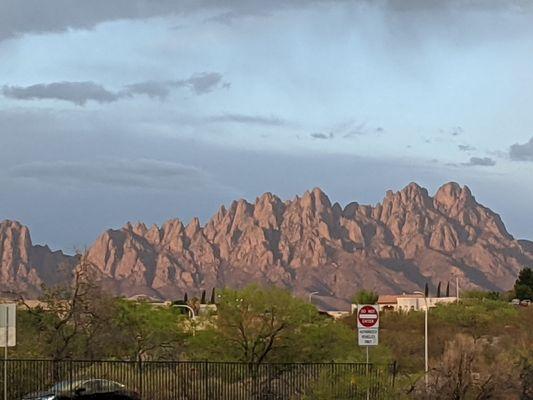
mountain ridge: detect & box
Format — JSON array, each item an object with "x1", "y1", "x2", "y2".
[{"x1": 1, "y1": 182, "x2": 532, "y2": 305}]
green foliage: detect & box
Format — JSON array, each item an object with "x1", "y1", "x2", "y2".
[
  {"x1": 515, "y1": 267, "x2": 533, "y2": 300},
  {"x1": 112, "y1": 300, "x2": 186, "y2": 361},
  {"x1": 352, "y1": 289, "x2": 379, "y2": 305},
  {"x1": 462, "y1": 289, "x2": 504, "y2": 301},
  {"x1": 188, "y1": 285, "x2": 359, "y2": 364}
]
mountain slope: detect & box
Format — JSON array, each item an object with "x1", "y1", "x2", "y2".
[{"x1": 2, "y1": 182, "x2": 532, "y2": 303}]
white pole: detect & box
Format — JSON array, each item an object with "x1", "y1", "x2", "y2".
[
  {"x1": 424, "y1": 298, "x2": 428, "y2": 389},
  {"x1": 414, "y1": 291, "x2": 429, "y2": 390},
  {"x1": 4, "y1": 306, "x2": 8, "y2": 400},
  {"x1": 456, "y1": 276, "x2": 460, "y2": 301}
]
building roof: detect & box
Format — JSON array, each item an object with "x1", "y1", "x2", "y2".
[{"x1": 377, "y1": 295, "x2": 399, "y2": 304}]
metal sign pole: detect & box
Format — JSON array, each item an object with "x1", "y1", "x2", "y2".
[{"x1": 366, "y1": 345, "x2": 370, "y2": 400}]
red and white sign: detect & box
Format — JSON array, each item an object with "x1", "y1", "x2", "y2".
[{"x1": 357, "y1": 304, "x2": 379, "y2": 329}]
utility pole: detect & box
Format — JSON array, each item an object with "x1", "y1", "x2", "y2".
[
  {"x1": 414, "y1": 290, "x2": 429, "y2": 390},
  {"x1": 4, "y1": 306, "x2": 8, "y2": 400}
]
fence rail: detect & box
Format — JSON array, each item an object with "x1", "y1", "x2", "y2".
[{"x1": 0, "y1": 359, "x2": 396, "y2": 400}]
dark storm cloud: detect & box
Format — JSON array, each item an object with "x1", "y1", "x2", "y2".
[
  {"x1": 8, "y1": 159, "x2": 211, "y2": 190},
  {"x1": 509, "y1": 137, "x2": 533, "y2": 161},
  {"x1": 462, "y1": 157, "x2": 496, "y2": 167},
  {"x1": 2, "y1": 0, "x2": 531, "y2": 42},
  {"x1": 385, "y1": 0, "x2": 531, "y2": 12},
  {"x1": 3, "y1": 73, "x2": 226, "y2": 105},
  {"x1": 2, "y1": 82, "x2": 119, "y2": 105}
]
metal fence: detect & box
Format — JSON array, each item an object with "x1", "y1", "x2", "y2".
[{"x1": 0, "y1": 359, "x2": 397, "y2": 400}]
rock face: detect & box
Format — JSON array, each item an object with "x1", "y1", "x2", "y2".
[
  {"x1": 0, "y1": 220, "x2": 74, "y2": 297},
  {"x1": 2, "y1": 183, "x2": 532, "y2": 303}
]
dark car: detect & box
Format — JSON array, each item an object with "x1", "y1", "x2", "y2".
[{"x1": 23, "y1": 379, "x2": 140, "y2": 400}]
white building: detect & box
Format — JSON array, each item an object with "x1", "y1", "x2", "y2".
[{"x1": 376, "y1": 293, "x2": 457, "y2": 312}]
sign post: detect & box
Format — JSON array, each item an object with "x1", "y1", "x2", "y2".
[
  {"x1": 357, "y1": 304, "x2": 379, "y2": 400},
  {"x1": 0, "y1": 304, "x2": 16, "y2": 400}
]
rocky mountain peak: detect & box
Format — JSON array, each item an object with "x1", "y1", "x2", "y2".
[
  {"x1": 434, "y1": 182, "x2": 474, "y2": 211},
  {"x1": 1, "y1": 183, "x2": 530, "y2": 304}
]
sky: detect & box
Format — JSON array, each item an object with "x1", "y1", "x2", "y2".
[{"x1": 1, "y1": 0, "x2": 533, "y2": 252}]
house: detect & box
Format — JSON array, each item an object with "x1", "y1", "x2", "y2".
[
  {"x1": 350, "y1": 293, "x2": 458, "y2": 313},
  {"x1": 377, "y1": 293, "x2": 457, "y2": 312}
]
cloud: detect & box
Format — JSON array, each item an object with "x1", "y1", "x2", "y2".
[
  {"x1": 8, "y1": 159, "x2": 212, "y2": 190},
  {"x1": 2, "y1": 0, "x2": 530, "y2": 43},
  {"x1": 0, "y1": 0, "x2": 336, "y2": 42},
  {"x1": 123, "y1": 81, "x2": 172, "y2": 100},
  {"x1": 2, "y1": 73, "x2": 226, "y2": 105},
  {"x1": 184, "y1": 72, "x2": 224, "y2": 95},
  {"x1": 2, "y1": 82, "x2": 119, "y2": 105},
  {"x1": 458, "y1": 144, "x2": 476, "y2": 152},
  {"x1": 462, "y1": 157, "x2": 496, "y2": 167},
  {"x1": 509, "y1": 137, "x2": 533, "y2": 161},
  {"x1": 207, "y1": 113, "x2": 289, "y2": 126},
  {"x1": 310, "y1": 132, "x2": 333, "y2": 139}
]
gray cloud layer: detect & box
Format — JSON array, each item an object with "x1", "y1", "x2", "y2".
[
  {"x1": 2, "y1": 0, "x2": 532, "y2": 42},
  {"x1": 509, "y1": 137, "x2": 533, "y2": 161},
  {"x1": 463, "y1": 157, "x2": 496, "y2": 167},
  {"x1": 8, "y1": 159, "x2": 211, "y2": 190},
  {"x1": 2, "y1": 73, "x2": 224, "y2": 105}
]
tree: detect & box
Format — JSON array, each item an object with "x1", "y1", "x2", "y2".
[
  {"x1": 19, "y1": 252, "x2": 112, "y2": 360},
  {"x1": 113, "y1": 300, "x2": 185, "y2": 361},
  {"x1": 514, "y1": 267, "x2": 533, "y2": 300},
  {"x1": 188, "y1": 286, "x2": 357, "y2": 367},
  {"x1": 352, "y1": 289, "x2": 379, "y2": 305}
]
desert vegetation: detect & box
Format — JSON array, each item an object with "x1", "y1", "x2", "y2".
[{"x1": 5, "y1": 264, "x2": 533, "y2": 399}]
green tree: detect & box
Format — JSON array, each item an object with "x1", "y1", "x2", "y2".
[
  {"x1": 352, "y1": 289, "x2": 379, "y2": 305},
  {"x1": 112, "y1": 300, "x2": 186, "y2": 361},
  {"x1": 514, "y1": 267, "x2": 533, "y2": 300},
  {"x1": 188, "y1": 285, "x2": 358, "y2": 365}
]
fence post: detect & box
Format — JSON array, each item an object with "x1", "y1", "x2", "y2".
[
  {"x1": 203, "y1": 361, "x2": 208, "y2": 400},
  {"x1": 137, "y1": 358, "x2": 143, "y2": 399}
]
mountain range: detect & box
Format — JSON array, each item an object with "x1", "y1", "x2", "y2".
[{"x1": 1, "y1": 182, "x2": 532, "y2": 308}]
